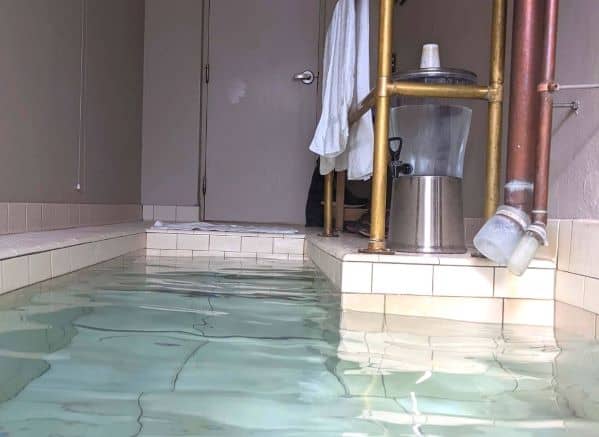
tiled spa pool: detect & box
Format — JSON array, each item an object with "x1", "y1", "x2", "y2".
[{"x1": 0, "y1": 256, "x2": 597, "y2": 436}]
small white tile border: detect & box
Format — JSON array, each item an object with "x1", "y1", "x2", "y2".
[
  {"x1": 0, "y1": 202, "x2": 140, "y2": 236},
  {"x1": 146, "y1": 230, "x2": 308, "y2": 261}
]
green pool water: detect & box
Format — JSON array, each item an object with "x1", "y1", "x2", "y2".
[{"x1": 0, "y1": 255, "x2": 597, "y2": 436}]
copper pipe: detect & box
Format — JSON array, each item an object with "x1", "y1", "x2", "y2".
[
  {"x1": 349, "y1": 89, "x2": 376, "y2": 126},
  {"x1": 363, "y1": 0, "x2": 394, "y2": 253},
  {"x1": 533, "y1": 0, "x2": 559, "y2": 226},
  {"x1": 322, "y1": 172, "x2": 336, "y2": 236},
  {"x1": 335, "y1": 171, "x2": 346, "y2": 233},
  {"x1": 484, "y1": 0, "x2": 508, "y2": 219},
  {"x1": 504, "y1": 0, "x2": 545, "y2": 214},
  {"x1": 388, "y1": 82, "x2": 492, "y2": 101}
]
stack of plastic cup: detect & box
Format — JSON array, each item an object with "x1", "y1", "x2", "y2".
[{"x1": 420, "y1": 43, "x2": 441, "y2": 69}]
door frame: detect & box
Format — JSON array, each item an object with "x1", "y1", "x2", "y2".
[{"x1": 198, "y1": 0, "x2": 329, "y2": 221}]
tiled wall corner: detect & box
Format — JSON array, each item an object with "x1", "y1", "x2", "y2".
[
  {"x1": 494, "y1": 268, "x2": 555, "y2": 300},
  {"x1": 568, "y1": 220, "x2": 599, "y2": 278},
  {"x1": 555, "y1": 219, "x2": 599, "y2": 336},
  {"x1": 555, "y1": 301, "x2": 596, "y2": 339}
]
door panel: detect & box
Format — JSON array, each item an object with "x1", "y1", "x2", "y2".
[{"x1": 205, "y1": 0, "x2": 320, "y2": 224}]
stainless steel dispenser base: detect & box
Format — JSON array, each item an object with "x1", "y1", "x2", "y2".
[{"x1": 388, "y1": 176, "x2": 466, "y2": 254}]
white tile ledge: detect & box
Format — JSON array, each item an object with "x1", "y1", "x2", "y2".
[
  {"x1": 307, "y1": 232, "x2": 556, "y2": 269},
  {"x1": 0, "y1": 222, "x2": 147, "y2": 261}
]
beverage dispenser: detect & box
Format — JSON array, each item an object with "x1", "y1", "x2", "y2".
[{"x1": 388, "y1": 67, "x2": 476, "y2": 253}]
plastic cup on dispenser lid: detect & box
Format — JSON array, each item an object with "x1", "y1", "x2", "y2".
[{"x1": 420, "y1": 43, "x2": 441, "y2": 69}]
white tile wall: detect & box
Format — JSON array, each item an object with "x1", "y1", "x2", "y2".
[
  {"x1": 0, "y1": 202, "x2": 140, "y2": 236},
  {"x1": 341, "y1": 262, "x2": 373, "y2": 293},
  {"x1": 143, "y1": 205, "x2": 154, "y2": 221},
  {"x1": 0, "y1": 226, "x2": 145, "y2": 295},
  {"x1": 154, "y1": 205, "x2": 176, "y2": 221},
  {"x1": 147, "y1": 233, "x2": 177, "y2": 250},
  {"x1": 175, "y1": 206, "x2": 200, "y2": 222},
  {"x1": 29, "y1": 252, "x2": 52, "y2": 284},
  {"x1": 51, "y1": 248, "x2": 72, "y2": 277},
  {"x1": 0, "y1": 204, "x2": 7, "y2": 235},
  {"x1": 372, "y1": 263, "x2": 433, "y2": 295},
  {"x1": 555, "y1": 302, "x2": 596, "y2": 339},
  {"x1": 273, "y1": 238, "x2": 304, "y2": 255},
  {"x1": 494, "y1": 268, "x2": 555, "y2": 299},
  {"x1": 555, "y1": 271, "x2": 584, "y2": 308},
  {"x1": 582, "y1": 277, "x2": 599, "y2": 314},
  {"x1": 8, "y1": 204, "x2": 26, "y2": 234},
  {"x1": 569, "y1": 221, "x2": 599, "y2": 278},
  {"x1": 242, "y1": 236, "x2": 273, "y2": 254},
  {"x1": 2, "y1": 256, "x2": 29, "y2": 293},
  {"x1": 341, "y1": 294, "x2": 385, "y2": 313},
  {"x1": 71, "y1": 243, "x2": 97, "y2": 271},
  {"x1": 26, "y1": 203, "x2": 43, "y2": 232},
  {"x1": 177, "y1": 234, "x2": 210, "y2": 251},
  {"x1": 386, "y1": 295, "x2": 503, "y2": 324},
  {"x1": 503, "y1": 299, "x2": 554, "y2": 326},
  {"x1": 557, "y1": 220, "x2": 572, "y2": 271},
  {"x1": 142, "y1": 205, "x2": 203, "y2": 223},
  {"x1": 210, "y1": 235, "x2": 241, "y2": 252},
  {"x1": 433, "y1": 266, "x2": 494, "y2": 297}
]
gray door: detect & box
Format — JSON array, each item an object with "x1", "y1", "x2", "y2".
[{"x1": 204, "y1": 0, "x2": 320, "y2": 224}]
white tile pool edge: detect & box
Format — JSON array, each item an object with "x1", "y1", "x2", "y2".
[
  {"x1": 0, "y1": 225, "x2": 146, "y2": 295},
  {"x1": 2, "y1": 219, "x2": 599, "y2": 335}
]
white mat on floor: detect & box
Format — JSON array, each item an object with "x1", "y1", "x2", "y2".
[{"x1": 151, "y1": 221, "x2": 299, "y2": 235}]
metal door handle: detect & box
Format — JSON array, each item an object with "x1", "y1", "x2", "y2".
[{"x1": 293, "y1": 70, "x2": 315, "y2": 85}]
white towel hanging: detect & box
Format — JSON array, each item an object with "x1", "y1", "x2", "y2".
[{"x1": 308, "y1": 0, "x2": 373, "y2": 181}]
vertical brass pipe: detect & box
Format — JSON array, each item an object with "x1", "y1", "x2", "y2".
[
  {"x1": 533, "y1": 0, "x2": 559, "y2": 226},
  {"x1": 484, "y1": 0, "x2": 508, "y2": 219},
  {"x1": 335, "y1": 171, "x2": 346, "y2": 233},
  {"x1": 363, "y1": 0, "x2": 394, "y2": 253},
  {"x1": 322, "y1": 172, "x2": 336, "y2": 236},
  {"x1": 505, "y1": 0, "x2": 545, "y2": 214}
]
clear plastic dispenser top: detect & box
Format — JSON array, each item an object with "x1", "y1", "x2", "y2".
[{"x1": 389, "y1": 104, "x2": 472, "y2": 178}]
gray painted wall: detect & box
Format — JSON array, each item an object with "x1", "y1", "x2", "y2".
[
  {"x1": 141, "y1": 0, "x2": 204, "y2": 207},
  {"x1": 0, "y1": 0, "x2": 145, "y2": 204},
  {"x1": 550, "y1": 0, "x2": 599, "y2": 219}
]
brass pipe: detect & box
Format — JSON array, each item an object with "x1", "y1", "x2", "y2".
[
  {"x1": 363, "y1": 0, "x2": 395, "y2": 253},
  {"x1": 484, "y1": 0, "x2": 507, "y2": 219},
  {"x1": 349, "y1": 88, "x2": 376, "y2": 126},
  {"x1": 322, "y1": 172, "x2": 335, "y2": 236},
  {"x1": 387, "y1": 82, "x2": 492, "y2": 101},
  {"x1": 335, "y1": 171, "x2": 346, "y2": 233}
]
